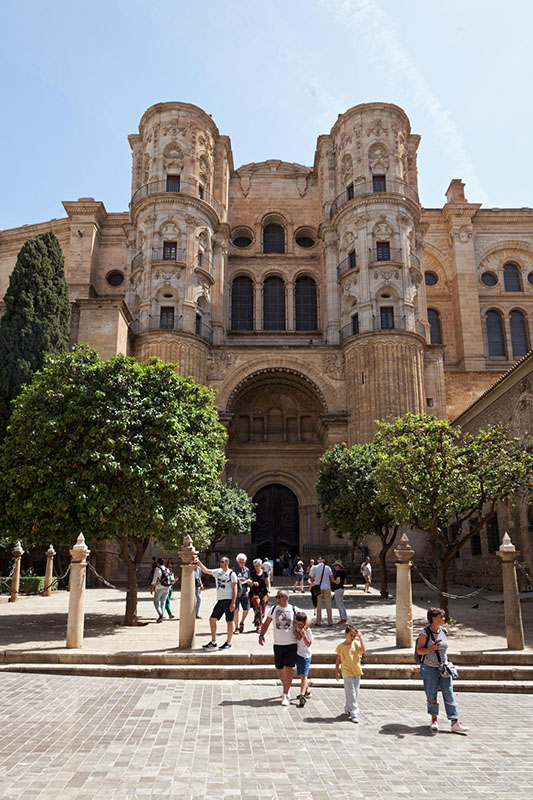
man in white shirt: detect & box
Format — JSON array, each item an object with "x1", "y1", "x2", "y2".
[
  {"x1": 309, "y1": 556, "x2": 334, "y2": 626},
  {"x1": 195, "y1": 556, "x2": 238, "y2": 650},
  {"x1": 259, "y1": 589, "x2": 306, "y2": 706},
  {"x1": 361, "y1": 556, "x2": 372, "y2": 593},
  {"x1": 262, "y1": 558, "x2": 273, "y2": 587}
]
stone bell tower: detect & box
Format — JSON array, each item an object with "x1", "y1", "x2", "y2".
[
  {"x1": 125, "y1": 102, "x2": 231, "y2": 382},
  {"x1": 318, "y1": 103, "x2": 428, "y2": 442}
]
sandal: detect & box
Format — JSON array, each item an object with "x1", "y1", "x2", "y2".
[{"x1": 238, "y1": 623, "x2": 244, "y2": 633}]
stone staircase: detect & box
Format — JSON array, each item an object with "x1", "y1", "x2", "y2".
[{"x1": 1, "y1": 650, "x2": 533, "y2": 692}]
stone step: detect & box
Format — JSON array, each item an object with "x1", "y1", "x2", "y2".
[
  {"x1": 2, "y1": 661, "x2": 533, "y2": 686},
  {"x1": 2, "y1": 649, "x2": 533, "y2": 666}
]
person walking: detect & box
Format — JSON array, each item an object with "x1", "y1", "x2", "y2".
[
  {"x1": 164, "y1": 559, "x2": 178, "y2": 619},
  {"x1": 294, "y1": 611, "x2": 313, "y2": 707},
  {"x1": 360, "y1": 556, "x2": 372, "y2": 593},
  {"x1": 150, "y1": 558, "x2": 172, "y2": 622},
  {"x1": 249, "y1": 558, "x2": 271, "y2": 632},
  {"x1": 292, "y1": 560, "x2": 304, "y2": 592},
  {"x1": 194, "y1": 564, "x2": 203, "y2": 618},
  {"x1": 332, "y1": 560, "x2": 347, "y2": 623},
  {"x1": 415, "y1": 607, "x2": 470, "y2": 735},
  {"x1": 195, "y1": 555, "x2": 238, "y2": 650},
  {"x1": 234, "y1": 553, "x2": 252, "y2": 634},
  {"x1": 335, "y1": 623, "x2": 366, "y2": 723},
  {"x1": 281, "y1": 551, "x2": 291, "y2": 577},
  {"x1": 262, "y1": 557, "x2": 273, "y2": 588},
  {"x1": 309, "y1": 556, "x2": 333, "y2": 626},
  {"x1": 259, "y1": 589, "x2": 306, "y2": 706}
]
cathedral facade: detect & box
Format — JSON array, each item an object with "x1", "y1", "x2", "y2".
[{"x1": 1, "y1": 101, "x2": 533, "y2": 568}]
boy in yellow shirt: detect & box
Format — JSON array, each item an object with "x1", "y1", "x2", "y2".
[{"x1": 335, "y1": 623, "x2": 366, "y2": 723}]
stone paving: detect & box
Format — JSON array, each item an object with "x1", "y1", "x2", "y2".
[
  {"x1": 1, "y1": 582, "x2": 532, "y2": 654},
  {"x1": 1, "y1": 672, "x2": 532, "y2": 800}
]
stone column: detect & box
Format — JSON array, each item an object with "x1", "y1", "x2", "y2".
[
  {"x1": 394, "y1": 533, "x2": 414, "y2": 648},
  {"x1": 66, "y1": 533, "x2": 91, "y2": 649},
  {"x1": 9, "y1": 541, "x2": 24, "y2": 603},
  {"x1": 496, "y1": 533, "x2": 525, "y2": 650},
  {"x1": 179, "y1": 535, "x2": 198, "y2": 649},
  {"x1": 43, "y1": 544, "x2": 56, "y2": 597}
]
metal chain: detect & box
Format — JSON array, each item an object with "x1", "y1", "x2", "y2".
[
  {"x1": 0, "y1": 563, "x2": 71, "y2": 597},
  {"x1": 411, "y1": 560, "x2": 502, "y2": 599},
  {"x1": 87, "y1": 562, "x2": 121, "y2": 590}
]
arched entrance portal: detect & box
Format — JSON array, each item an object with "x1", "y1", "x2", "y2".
[{"x1": 252, "y1": 484, "x2": 299, "y2": 561}]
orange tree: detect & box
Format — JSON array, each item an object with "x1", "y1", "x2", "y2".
[
  {"x1": 374, "y1": 413, "x2": 533, "y2": 616},
  {"x1": 0, "y1": 346, "x2": 226, "y2": 624}
]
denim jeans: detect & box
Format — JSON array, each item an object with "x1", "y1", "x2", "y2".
[
  {"x1": 195, "y1": 585, "x2": 202, "y2": 617},
  {"x1": 334, "y1": 588, "x2": 347, "y2": 621},
  {"x1": 343, "y1": 675, "x2": 360, "y2": 717},
  {"x1": 153, "y1": 586, "x2": 170, "y2": 618},
  {"x1": 420, "y1": 662, "x2": 458, "y2": 719}
]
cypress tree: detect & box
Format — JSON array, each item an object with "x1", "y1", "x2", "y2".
[{"x1": 0, "y1": 231, "x2": 71, "y2": 434}]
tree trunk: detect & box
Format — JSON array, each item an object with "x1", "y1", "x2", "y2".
[
  {"x1": 117, "y1": 535, "x2": 149, "y2": 626},
  {"x1": 350, "y1": 539, "x2": 356, "y2": 587},
  {"x1": 377, "y1": 524, "x2": 399, "y2": 599},
  {"x1": 429, "y1": 539, "x2": 450, "y2": 619}
]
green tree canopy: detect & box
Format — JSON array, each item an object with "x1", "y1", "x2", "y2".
[
  {"x1": 205, "y1": 479, "x2": 255, "y2": 559},
  {"x1": 0, "y1": 231, "x2": 70, "y2": 434},
  {"x1": 374, "y1": 413, "x2": 533, "y2": 615},
  {"x1": 0, "y1": 346, "x2": 226, "y2": 624},
  {"x1": 316, "y1": 442, "x2": 398, "y2": 597}
]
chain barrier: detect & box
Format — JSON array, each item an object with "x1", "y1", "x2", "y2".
[
  {"x1": 0, "y1": 563, "x2": 71, "y2": 597},
  {"x1": 87, "y1": 562, "x2": 122, "y2": 590},
  {"x1": 411, "y1": 560, "x2": 502, "y2": 600}
]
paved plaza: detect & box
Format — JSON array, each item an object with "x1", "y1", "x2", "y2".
[{"x1": 1, "y1": 672, "x2": 532, "y2": 800}]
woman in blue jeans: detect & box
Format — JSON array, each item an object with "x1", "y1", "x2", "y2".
[{"x1": 415, "y1": 607, "x2": 469, "y2": 735}]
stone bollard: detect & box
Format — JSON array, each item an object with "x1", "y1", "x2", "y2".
[
  {"x1": 43, "y1": 544, "x2": 56, "y2": 597},
  {"x1": 9, "y1": 541, "x2": 24, "y2": 603},
  {"x1": 66, "y1": 533, "x2": 91, "y2": 649},
  {"x1": 496, "y1": 532, "x2": 525, "y2": 650},
  {"x1": 178, "y1": 534, "x2": 198, "y2": 649},
  {"x1": 394, "y1": 533, "x2": 414, "y2": 648}
]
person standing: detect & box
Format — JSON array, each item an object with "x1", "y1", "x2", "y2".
[
  {"x1": 164, "y1": 559, "x2": 179, "y2": 619},
  {"x1": 234, "y1": 553, "x2": 252, "y2": 634},
  {"x1": 194, "y1": 564, "x2": 203, "y2": 618},
  {"x1": 150, "y1": 558, "x2": 171, "y2": 622},
  {"x1": 262, "y1": 557, "x2": 273, "y2": 587},
  {"x1": 415, "y1": 607, "x2": 469, "y2": 734},
  {"x1": 259, "y1": 589, "x2": 305, "y2": 706},
  {"x1": 360, "y1": 556, "x2": 372, "y2": 593},
  {"x1": 294, "y1": 611, "x2": 313, "y2": 706},
  {"x1": 195, "y1": 556, "x2": 238, "y2": 650},
  {"x1": 332, "y1": 560, "x2": 347, "y2": 623},
  {"x1": 281, "y1": 551, "x2": 291, "y2": 577},
  {"x1": 309, "y1": 556, "x2": 333, "y2": 626},
  {"x1": 249, "y1": 558, "x2": 271, "y2": 632},
  {"x1": 335, "y1": 623, "x2": 366, "y2": 723},
  {"x1": 292, "y1": 560, "x2": 304, "y2": 592}
]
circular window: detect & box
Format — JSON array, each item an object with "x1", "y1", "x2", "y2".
[
  {"x1": 296, "y1": 236, "x2": 315, "y2": 248},
  {"x1": 425, "y1": 271, "x2": 438, "y2": 286},
  {"x1": 107, "y1": 271, "x2": 124, "y2": 287},
  {"x1": 481, "y1": 271, "x2": 498, "y2": 287},
  {"x1": 528, "y1": 272, "x2": 533, "y2": 286},
  {"x1": 232, "y1": 235, "x2": 252, "y2": 248}
]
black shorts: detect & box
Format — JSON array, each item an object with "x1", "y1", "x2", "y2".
[
  {"x1": 273, "y1": 643, "x2": 298, "y2": 670},
  {"x1": 236, "y1": 593, "x2": 250, "y2": 611},
  {"x1": 211, "y1": 599, "x2": 235, "y2": 622}
]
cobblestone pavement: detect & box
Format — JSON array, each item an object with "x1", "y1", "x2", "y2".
[{"x1": 1, "y1": 673, "x2": 532, "y2": 800}]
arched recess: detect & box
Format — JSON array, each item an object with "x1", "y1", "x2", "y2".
[
  {"x1": 251, "y1": 484, "x2": 299, "y2": 560},
  {"x1": 222, "y1": 365, "x2": 331, "y2": 415}
]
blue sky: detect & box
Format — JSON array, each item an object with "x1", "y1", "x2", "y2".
[{"x1": 1, "y1": 0, "x2": 532, "y2": 229}]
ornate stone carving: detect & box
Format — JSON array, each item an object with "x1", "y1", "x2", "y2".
[
  {"x1": 207, "y1": 352, "x2": 233, "y2": 380},
  {"x1": 368, "y1": 143, "x2": 389, "y2": 172},
  {"x1": 162, "y1": 120, "x2": 186, "y2": 138},
  {"x1": 366, "y1": 121, "x2": 389, "y2": 137},
  {"x1": 324, "y1": 353, "x2": 345, "y2": 379},
  {"x1": 341, "y1": 153, "x2": 353, "y2": 184},
  {"x1": 163, "y1": 141, "x2": 184, "y2": 169}
]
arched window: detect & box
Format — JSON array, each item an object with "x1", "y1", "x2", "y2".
[
  {"x1": 504, "y1": 263, "x2": 522, "y2": 292},
  {"x1": 486, "y1": 310, "x2": 505, "y2": 357},
  {"x1": 263, "y1": 223, "x2": 285, "y2": 254},
  {"x1": 294, "y1": 276, "x2": 318, "y2": 331},
  {"x1": 510, "y1": 310, "x2": 529, "y2": 358},
  {"x1": 231, "y1": 276, "x2": 254, "y2": 331},
  {"x1": 263, "y1": 276, "x2": 286, "y2": 330},
  {"x1": 427, "y1": 308, "x2": 442, "y2": 345}
]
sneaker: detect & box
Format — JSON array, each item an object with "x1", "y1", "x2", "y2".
[
  {"x1": 238, "y1": 623, "x2": 244, "y2": 633},
  {"x1": 343, "y1": 711, "x2": 351, "y2": 717},
  {"x1": 430, "y1": 719, "x2": 439, "y2": 733},
  {"x1": 233, "y1": 628, "x2": 240, "y2": 634},
  {"x1": 304, "y1": 690, "x2": 312, "y2": 698},
  {"x1": 297, "y1": 694, "x2": 306, "y2": 708},
  {"x1": 281, "y1": 694, "x2": 290, "y2": 706},
  {"x1": 168, "y1": 614, "x2": 175, "y2": 619},
  {"x1": 202, "y1": 641, "x2": 217, "y2": 649},
  {"x1": 156, "y1": 616, "x2": 163, "y2": 623},
  {"x1": 219, "y1": 641, "x2": 232, "y2": 650},
  {"x1": 350, "y1": 716, "x2": 359, "y2": 723},
  {"x1": 451, "y1": 721, "x2": 469, "y2": 735}
]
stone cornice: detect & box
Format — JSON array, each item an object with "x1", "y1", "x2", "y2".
[
  {"x1": 442, "y1": 203, "x2": 482, "y2": 226},
  {"x1": 130, "y1": 192, "x2": 219, "y2": 228},
  {"x1": 332, "y1": 195, "x2": 420, "y2": 227},
  {"x1": 0, "y1": 217, "x2": 70, "y2": 246},
  {"x1": 76, "y1": 297, "x2": 133, "y2": 323},
  {"x1": 62, "y1": 199, "x2": 107, "y2": 227}
]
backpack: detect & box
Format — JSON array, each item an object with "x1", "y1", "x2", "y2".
[
  {"x1": 159, "y1": 566, "x2": 172, "y2": 587},
  {"x1": 414, "y1": 625, "x2": 447, "y2": 664}
]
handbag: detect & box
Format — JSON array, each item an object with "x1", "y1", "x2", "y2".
[
  {"x1": 444, "y1": 661, "x2": 458, "y2": 679},
  {"x1": 311, "y1": 563, "x2": 326, "y2": 598}
]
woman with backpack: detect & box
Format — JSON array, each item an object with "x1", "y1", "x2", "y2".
[
  {"x1": 150, "y1": 558, "x2": 172, "y2": 623},
  {"x1": 249, "y1": 558, "x2": 271, "y2": 633},
  {"x1": 415, "y1": 607, "x2": 469, "y2": 735}
]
